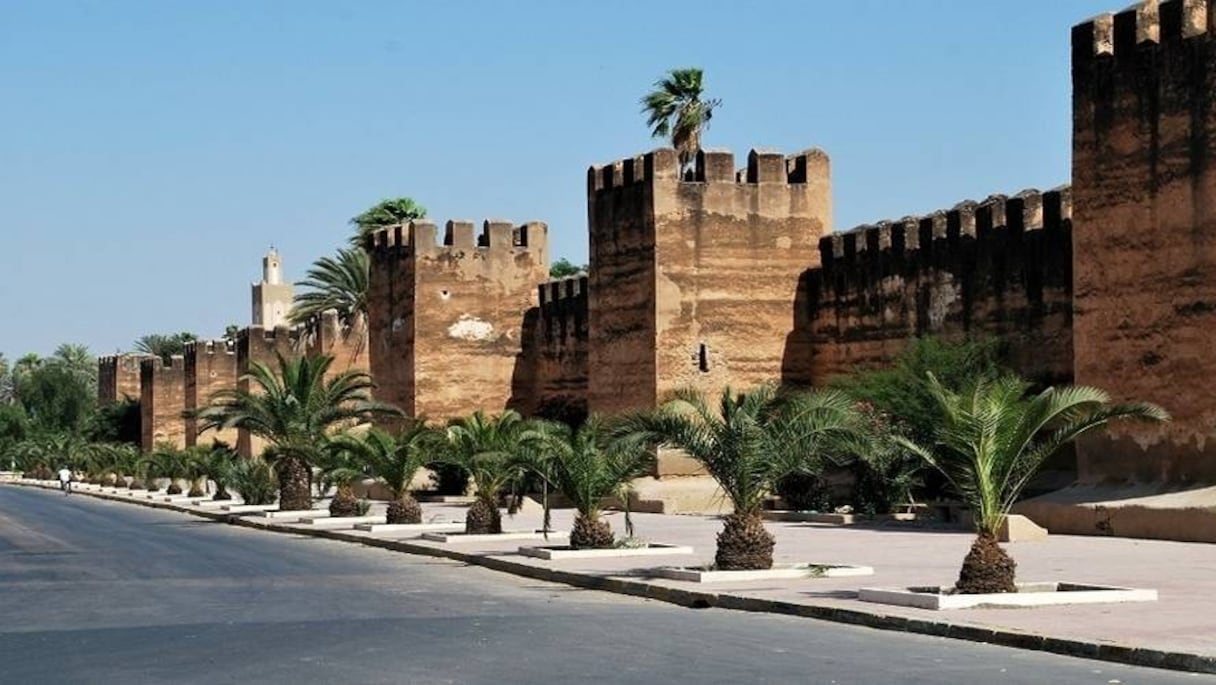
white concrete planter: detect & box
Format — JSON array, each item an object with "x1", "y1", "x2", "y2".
[
  {"x1": 354, "y1": 522, "x2": 465, "y2": 534},
  {"x1": 300, "y1": 515, "x2": 383, "y2": 529},
  {"x1": 858, "y1": 582, "x2": 1158, "y2": 610},
  {"x1": 222, "y1": 504, "x2": 278, "y2": 513},
  {"x1": 421, "y1": 530, "x2": 569, "y2": 544},
  {"x1": 259, "y1": 509, "x2": 330, "y2": 520},
  {"x1": 193, "y1": 499, "x2": 238, "y2": 508},
  {"x1": 656, "y1": 563, "x2": 874, "y2": 583},
  {"x1": 417, "y1": 495, "x2": 476, "y2": 504},
  {"x1": 518, "y1": 543, "x2": 694, "y2": 560}
]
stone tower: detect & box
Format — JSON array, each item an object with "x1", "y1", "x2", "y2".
[
  {"x1": 366, "y1": 219, "x2": 548, "y2": 419},
  {"x1": 251, "y1": 248, "x2": 293, "y2": 328},
  {"x1": 585, "y1": 147, "x2": 832, "y2": 415},
  {"x1": 1072, "y1": 0, "x2": 1216, "y2": 483}
]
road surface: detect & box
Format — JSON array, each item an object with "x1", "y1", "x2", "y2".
[{"x1": 0, "y1": 485, "x2": 1206, "y2": 684}]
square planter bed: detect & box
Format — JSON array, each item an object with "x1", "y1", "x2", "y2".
[
  {"x1": 417, "y1": 495, "x2": 476, "y2": 504},
  {"x1": 518, "y1": 543, "x2": 694, "y2": 560},
  {"x1": 300, "y1": 515, "x2": 383, "y2": 529},
  {"x1": 858, "y1": 582, "x2": 1158, "y2": 610},
  {"x1": 222, "y1": 504, "x2": 278, "y2": 513},
  {"x1": 354, "y1": 522, "x2": 465, "y2": 534},
  {"x1": 762, "y1": 511, "x2": 857, "y2": 524},
  {"x1": 260, "y1": 509, "x2": 330, "y2": 520},
  {"x1": 421, "y1": 530, "x2": 569, "y2": 544},
  {"x1": 656, "y1": 563, "x2": 874, "y2": 583}
]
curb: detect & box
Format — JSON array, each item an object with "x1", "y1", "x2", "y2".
[{"x1": 8, "y1": 480, "x2": 1214, "y2": 675}]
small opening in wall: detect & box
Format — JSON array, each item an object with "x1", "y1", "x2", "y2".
[
  {"x1": 698, "y1": 343, "x2": 710, "y2": 373},
  {"x1": 440, "y1": 289, "x2": 450, "y2": 299}
]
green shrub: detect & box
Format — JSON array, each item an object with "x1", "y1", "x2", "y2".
[
  {"x1": 230, "y1": 458, "x2": 278, "y2": 506},
  {"x1": 774, "y1": 473, "x2": 833, "y2": 512}
]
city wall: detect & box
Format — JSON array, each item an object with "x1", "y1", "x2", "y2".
[
  {"x1": 140, "y1": 356, "x2": 185, "y2": 452},
  {"x1": 805, "y1": 188, "x2": 1074, "y2": 387}
]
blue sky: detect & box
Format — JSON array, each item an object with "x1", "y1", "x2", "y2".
[{"x1": 0, "y1": 0, "x2": 1114, "y2": 359}]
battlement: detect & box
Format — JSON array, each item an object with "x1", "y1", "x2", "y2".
[
  {"x1": 237, "y1": 323, "x2": 301, "y2": 345},
  {"x1": 819, "y1": 186, "x2": 1071, "y2": 270},
  {"x1": 538, "y1": 275, "x2": 588, "y2": 309},
  {"x1": 183, "y1": 339, "x2": 235, "y2": 358},
  {"x1": 139, "y1": 355, "x2": 185, "y2": 374},
  {"x1": 1073, "y1": 0, "x2": 1208, "y2": 66},
  {"x1": 365, "y1": 219, "x2": 547, "y2": 258},
  {"x1": 588, "y1": 147, "x2": 829, "y2": 192}
]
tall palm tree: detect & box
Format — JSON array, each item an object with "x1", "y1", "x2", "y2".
[
  {"x1": 896, "y1": 374, "x2": 1167, "y2": 594},
  {"x1": 331, "y1": 424, "x2": 437, "y2": 524},
  {"x1": 535, "y1": 418, "x2": 653, "y2": 549},
  {"x1": 350, "y1": 197, "x2": 427, "y2": 245},
  {"x1": 290, "y1": 247, "x2": 369, "y2": 330},
  {"x1": 620, "y1": 385, "x2": 863, "y2": 571},
  {"x1": 640, "y1": 67, "x2": 721, "y2": 170},
  {"x1": 134, "y1": 332, "x2": 197, "y2": 361},
  {"x1": 440, "y1": 410, "x2": 541, "y2": 535},
  {"x1": 197, "y1": 353, "x2": 399, "y2": 511}
]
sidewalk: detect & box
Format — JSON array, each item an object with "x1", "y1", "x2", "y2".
[{"x1": 12, "y1": 479, "x2": 1215, "y2": 674}]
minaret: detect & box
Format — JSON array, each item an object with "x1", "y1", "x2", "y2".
[{"x1": 251, "y1": 248, "x2": 294, "y2": 327}]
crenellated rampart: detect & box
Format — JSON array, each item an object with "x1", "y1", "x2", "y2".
[
  {"x1": 183, "y1": 339, "x2": 237, "y2": 448},
  {"x1": 806, "y1": 186, "x2": 1073, "y2": 386},
  {"x1": 98, "y1": 354, "x2": 149, "y2": 406},
  {"x1": 366, "y1": 217, "x2": 549, "y2": 421},
  {"x1": 514, "y1": 275, "x2": 590, "y2": 422},
  {"x1": 140, "y1": 355, "x2": 186, "y2": 452}
]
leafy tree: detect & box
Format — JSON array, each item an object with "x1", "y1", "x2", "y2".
[
  {"x1": 548, "y1": 258, "x2": 586, "y2": 279},
  {"x1": 86, "y1": 398, "x2": 140, "y2": 445},
  {"x1": 535, "y1": 418, "x2": 653, "y2": 549},
  {"x1": 290, "y1": 247, "x2": 368, "y2": 329},
  {"x1": 619, "y1": 385, "x2": 863, "y2": 570},
  {"x1": 134, "y1": 332, "x2": 197, "y2": 361},
  {"x1": 832, "y1": 336, "x2": 1006, "y2": 503},
  {"x1": 439, "y1": 410, "x2": 542, "y2": 534},
  {"x1": 15, "y1": 361, "x2": 95, "y2": 434},
  {"x1": 641, "y1": 67, "x2": 721, "y2": 170},
  {"x1": 350, "y1": 197, "x2": 427, "y2": 245},
  {"x1": 224, "y1": 324, "x2": 241, "y2": 343},
  {"x1": 197, "y1": 353, "x2": 399, "y2": 510},
  {"x1": 896, "y1": 374, "x2": 1167, "y2": 594}
]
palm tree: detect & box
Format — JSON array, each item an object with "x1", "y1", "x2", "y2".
[
  {"x1": 350, "y1": 197, "x2": 427, "y2": 245},
  {"x1": 620, "y1": 385, "x2": 863, "y2": 571},
  {"x1": 640, "y1": 67, "x2": 721, "y2": 170},
  {"x1": 197, "y1": 353, "x2": 399, "y2": 511},
  {"x1": 536, "y1": 418, "x2": 653, "y2": 549},
  {"x1": 896, "y1": 374, "x2": 1168, "y2": 594},
  {"x1": 332, "y1": 424, "x2": 437, "y2": 524},
  {"x1": 317, "y1": 435, "x2": 368, "y2": 517},
  {"x1": 203, "y1": 441, "x2": 239, "y2": 501},
  {"x1": 290, "y1": 247, "x2": 369, "y2": 330},
  {"x1": 145, "y1": 444, "x2": 189, "y2": 494},
  {"x1": 440, "y1": 410, "x2": 540, "y2": 535},
  {"x1": 134, "y1": 332, "x2": 197, "y2": 361},
  {"x1": 229, "y1": 456, "x2": 278, "y2": 506}
]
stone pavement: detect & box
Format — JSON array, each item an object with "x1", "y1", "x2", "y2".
[{"x1": 14, "y1": 479, "x2": 1216, "y2": 674}]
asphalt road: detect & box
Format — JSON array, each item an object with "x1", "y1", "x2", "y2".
[{"x1": 0, "y1": 485, "x2": 1208, "y2": 685}]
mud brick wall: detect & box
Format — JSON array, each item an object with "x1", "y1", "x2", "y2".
[
  {"x1": 586, "y1": 147, "x2": 832, "y2": 414},
  {"x1": 140, "y1": 356, "x2": 186, "y2": 452},
  {"x1": 183, "y1": 340, "x2": 238, "y2": 448},
  {"x1": 806, "y1": 188, "x2": 1074, "y2": 388},
  {"x1": 1072, "y1": 0, "x2": 1216, "y2": 483}
]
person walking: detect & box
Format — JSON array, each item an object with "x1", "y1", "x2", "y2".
[{"x1": 57, "y1": 466, "x2": 73, "y2": 495}]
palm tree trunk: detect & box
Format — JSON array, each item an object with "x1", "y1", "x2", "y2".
[
  {"x1": 570, "y1": 511, "x2": 614, "y2": 549},
  {"x1": 465, "y1": 496, "x2": 501, "y2": 534},
  {"x1": 715, "y1": 511, "x2": 775, "y2": 571},
  {"x1": 329, "y1": 484, "x2": 359, "y2": 517},
  {"x1": 276, "y1": 457, "x2": 312, "y2": 511},
  {"x1": 955, "y1": 532, "x2": 1017, "y2": 594},
  {"x1": 386, "y1": 493, "x2": 422, "y2": 524}
]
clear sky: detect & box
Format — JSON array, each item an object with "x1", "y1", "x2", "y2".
[{"x1": 0, "y1": 0, "x2": 1114, "y2": 360}]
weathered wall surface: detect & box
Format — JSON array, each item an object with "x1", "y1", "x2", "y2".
[
  {"x1": 367, "y1": 220, "x2": 548, "y2": 421},
  {"x1": 302, "y1": 309, "x2": 369, "y2": 378},
  {"x1": 1072, "y1": 1, "x2": 1216, "y2": 483},
  {"x1": 235, "y1": 325, "x2": 299, "y2": 457},
  {"x1": 515, "y1": 275, "x2": 589, "y2": 419},
  {"x1": 806, "y1": 188, "x2": 1074, "y2": 386},
  {"x1": 183, "y1": 340, "x2": 238, "y2": 448},
  {"x1": 98, "y1": 354, "x2": 147, "y2": 405},
  {"x1": 140, "y1": 356, "x2": 185, "y2": 452},
  {"x1": 586, "y1": 147, "x2": 831, "y2": 414}
]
